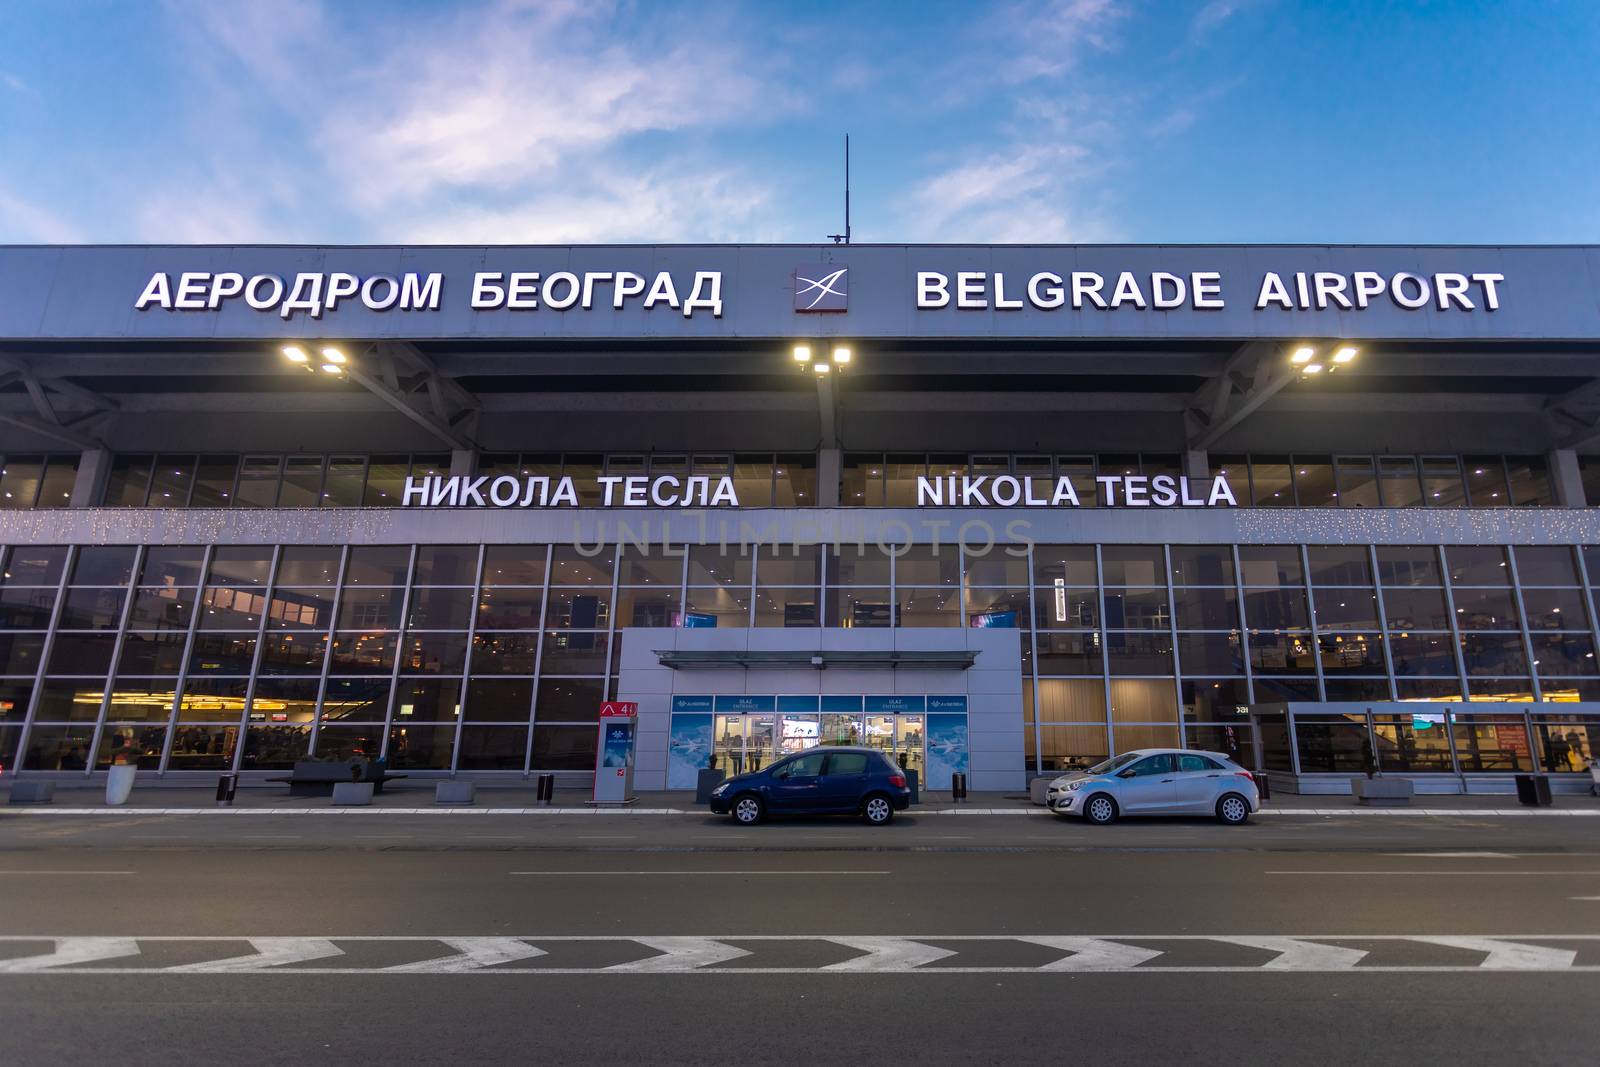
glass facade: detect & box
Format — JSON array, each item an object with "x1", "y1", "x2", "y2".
[
  {"x1": 5, "y1": 540, "x2": 1600, "y2": 777},
  {"x1": 87, "y1": 451, "x2": 1577, "y2": 509}
]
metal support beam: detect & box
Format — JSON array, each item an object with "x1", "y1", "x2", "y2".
[
  {"x1": 343, "y1": 360, "x2": 474, "y2": 451},
  {"x1": 1185, "y1": 342, "x2": 1295, "y2": 450},
  {"x1": 0, "y1": 411, "x2": 101, "y2": 449}
]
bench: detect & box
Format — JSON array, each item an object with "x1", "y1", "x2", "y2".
[{"x1": 266, "y1": 759, "x2": 407, "y2": 797}]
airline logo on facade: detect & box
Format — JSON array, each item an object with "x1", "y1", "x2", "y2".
[{"x1": 795, "y1": 265, "x2": 848, "y2": 312}]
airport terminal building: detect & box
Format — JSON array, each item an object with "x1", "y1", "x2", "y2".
[{"x1": 1, "y1": 243, "x2": 1598, "y2": 793}]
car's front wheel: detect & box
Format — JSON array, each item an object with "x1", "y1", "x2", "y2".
[
  {"x1": 1215, "y1": 793, "x2": 1251, "y2": 825},
  {"x1": 861, "y1": 794, "x2": 894, "y2": 825},
  {"x1": 1083, "y1": 793, "x2": 1118, "y2": 825},
  {"x1": 731, "y1": 794, "x2": 764, "y2": 825}
]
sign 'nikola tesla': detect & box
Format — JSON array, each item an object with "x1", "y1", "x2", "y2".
[{"x1": 917, "y1": 474, "x2": 1238, "y2": 508}]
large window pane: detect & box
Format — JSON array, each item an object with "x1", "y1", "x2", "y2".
[
  {"x1": 148, "y1": 455, "x2": 196, "y2": 506},
  {"x1": 103, "y1": 454, "x2": 153, "y2": 506},
  {"x1": 1377, "y1": 457, "x2": 1423, "y2": 507},
  {"x1": 478, "y1": 586, "x2": 544, "y2": 629},
  {"x1": 1307, "y1": 545, "x2": 1372, "y2": 586},
  {"x1": 1169, "y1": 546, "x2": 1234, "y2": 587},
  {"x1": 462, "y1": 677, "x2": 534, "y2": 723},
  {"x1": 1335, "y1": 457, "x2": 1379, "y2": 507},
  {"x1": 1176, "y1": 632, "x2": 1244, "y2": 675},
  {"x1": 471, "y1": 632, "x2": 540, "y2": 674},
  {"x1": 1312, "y1": 587, "x2": 1380, "y2": 631},
  {"x1": 413, "y1": 545, "x2": 478, "y2": 586},
  {"x1": 1376, "y1": 546, "x2": 1441, "y2": 586},
  {"x1": 1422, "y1": 457, "x2": 1467, "y2": 507},
  {"x1": 1106, "y1": 633, "x2": 1173, "y2": 675},
  {"x1": 345, "y1": 546, "x2": 411, "y2": 586},
  {"x1": 1036, "y1": 632, "x2": 1102, "y2": 674},
  {"x1": 1238, "y1": 545, "x2": 1302, "y2": 586},
  {"x1": 1032, "y1": 545, "x2": 1096, "y2": 586},
  {"x1": 1100, "y1": 546, "x2": 1164, "y2": 586},
  {"x1": 1464, "y1": 458, "x2": 1509, "y2": 506},
  {"x1": 1513, "y1": 545, "x2": 1579, "y2": 587},
  {"x1": 480, "y1": 545, "x2": 546, "y2": 587},
  {"x1": 70, "y1": 546, "x2": 136, "y2": 586},
  {"x1": 1382, "y1": 586, "x2": 1451, "y2": 630},
  {"x1": 1292, "y1": 457, "x2": 1336, "y2": 506},
  {"x1": 1387, "y1": 632, "x2": 1459, "y2": 676},
  {"x1": 1446, "y1": 545, "x2": 1510, "y2": 586},
  {"x1": 1520, "y1": 587, "x2": 1590, "y2": 631},
  {"x1": 773, "y1": 454, "x2": 817, "y2": 506}
]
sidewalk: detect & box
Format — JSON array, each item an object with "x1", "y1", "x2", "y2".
[{"x1": 6, "y1": 782, "x2": 1600, "y2": 815}]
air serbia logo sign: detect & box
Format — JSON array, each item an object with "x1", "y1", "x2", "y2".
[{"x1": 794, "y1": 265, "x2": 848, "y2": 312}]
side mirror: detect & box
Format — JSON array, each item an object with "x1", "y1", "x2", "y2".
[{"x1": 1118, "y1": 769, "x2": 1139, "y2": 779}]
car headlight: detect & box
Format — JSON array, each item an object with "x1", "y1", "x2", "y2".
[
  {"x1": 1065, "y1": 780, "x2": 1087, "y2": 791},
  {"x1": 711, "y1": 783, "x2": 729, "y2": 796}
]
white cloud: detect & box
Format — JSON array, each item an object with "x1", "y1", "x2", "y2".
[
  {"x1": 397, "y1": 164, "x2": 777, "y2": 244},
  {"x1": 0, "y1": 186, "x2": 84, "y2": 242},
  {"x1": 157, "y1": 0, "x2": 786, "y2": 239},
  {"x1": 1, "y1": 72, "x2": 37, "y2": 97},
  {"x1": 900, "y1": 144, "x2": 1120, "y2": 242}
]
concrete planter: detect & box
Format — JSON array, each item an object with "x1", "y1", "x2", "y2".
[
  {"x1": 105, "y1": 764, "x2": 137, "y2": 806},
  {"x1": 435, "y1": 781, "x2": 476, "y2": 805},
  {"x1": 8, "y1": 780, "x2": 54, "y2": 804},
  {"x1": 332, "y1": 781, "x2": 375, "y2": 805},
  {"x1": 694, "y1": 769, "x2": 726, "y2": 804},
  {"x1": 1351, "y1": 776, "x2": 1414, "y2": 806}
]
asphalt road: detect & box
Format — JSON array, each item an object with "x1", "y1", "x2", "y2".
[{"x1": 2, "y1": 815, "x2": 1598, "y2": 1065}]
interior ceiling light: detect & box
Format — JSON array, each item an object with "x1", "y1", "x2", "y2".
[
  {"x1": 792, "y1": 343, "x2": 811, "y2": 363},
  {"x1": 1331, "y1": 345, "x2": 1359, "y2": 363},
  {"x1": 281, "y1": 344, "x2": 309, "y2": 363},
  {"x1": 1290, "y1": 346, "x2": 1315, "y2": 364}
]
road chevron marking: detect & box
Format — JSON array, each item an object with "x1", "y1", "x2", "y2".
[
  {"x1": 605, "y1": 937, "x2": 752, "y2": 972},
  {"x1": 1018, "y1": 936, "x2": 1164, "y2": 970},
  {"x1": 822, "y1": 937, "x2": 957, "y2": 971},
  {"x1": 166, "y1": 938, "x2": 344, "y2": 972},
  {"x1": 1408, "y1": 936, "x2": 1579, "y2": 969},
  {"x1": 383, "y1": 938, "x2": 547, "y2": 973},
  {"x1": 1220, "y1": 937, "x2": 1368, "y2": 970},
  {"x1": 0, "y1": 937, "x2": 141, "y2": 973},
  {"x1": 0, "y1": 936, "x2": 1595, "y2": 974}
]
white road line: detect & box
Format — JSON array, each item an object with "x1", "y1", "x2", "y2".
[
  {"x1": 0, "y1": 937, "x2": 142, "y2": 972},
  {"x1": 822, "y1": 937, "x2": 956, "y2": 971},
  {"x1": 607, "y1": 937, "x2": 751, "y2": 972},
  {"x1": 1573, "y1": 896, "x2": 1600, "y2": 901},
  {"x1": 384, "y1": 938, "x2": 547, "y2": 973},
  {"x1": 1223, "y1": 936, "x2": 1369, "y2": 970},
  {"x1": 0, "y1": 870, "x2": 135, "y2": 876},
  {"x1": 1410, "y1": 936, "x2": 1579, "y2": 969},
  {"x1": 1018, "y1": 936, "x2": 1164, "y2": 970},
  {"x1": 166, "y1": 938, "x2": 344, "y2": 972},
  {"x1": 508, "y1": 870, "x2": 891, "y2": 876},
  {"x1": 1266, "y1": 870, "x2": 1600, "y2": 876},
  {"x1": 1384, "y1": 852, "x2": 1518, "y2": 858}
]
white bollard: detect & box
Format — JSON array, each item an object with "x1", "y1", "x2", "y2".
[{"x1": 105, "y1": 763, "x2": 137, "y2": 806}]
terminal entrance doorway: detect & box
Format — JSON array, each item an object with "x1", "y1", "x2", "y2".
[{"x1": 711, "y1": 711, "x2": 925, "y2": 781}]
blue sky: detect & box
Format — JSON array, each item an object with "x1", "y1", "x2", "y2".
[{"x1": 1, "y1": 0, "x2": 1597, "y2": 244}]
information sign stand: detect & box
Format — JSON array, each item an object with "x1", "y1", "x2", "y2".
[{"x1": 592, "y1": 701, "x2": 638, "y2": 806}]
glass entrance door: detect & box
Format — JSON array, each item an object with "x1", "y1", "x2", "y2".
[
  {"x1": 896, "y1": 715, "x2": 925, "y2": 779},
  {"x1": 711, "y1": 709, "x2": 927, "y2": 778}
]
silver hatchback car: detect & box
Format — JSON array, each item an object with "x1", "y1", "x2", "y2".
[{"x1": 1046, "y1": 748, "x2": 1260, "y2": 825}]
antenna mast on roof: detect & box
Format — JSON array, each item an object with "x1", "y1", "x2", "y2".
[{"x1": 827, "y1": 135, "x2": 851, "y2": 245}]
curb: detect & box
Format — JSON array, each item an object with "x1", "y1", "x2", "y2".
[{"x1": 4, "y1": 806, "x2": 1596, "y2": 817}]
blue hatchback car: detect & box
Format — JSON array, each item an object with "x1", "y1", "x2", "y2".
[{"x1": 708, "y1": 746, "x2": 913, "y2": 825}]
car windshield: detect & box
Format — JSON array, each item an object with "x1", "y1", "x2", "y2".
[{"x1": 1083, "y1": 752, "x2": 1145, "y2": 776}]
